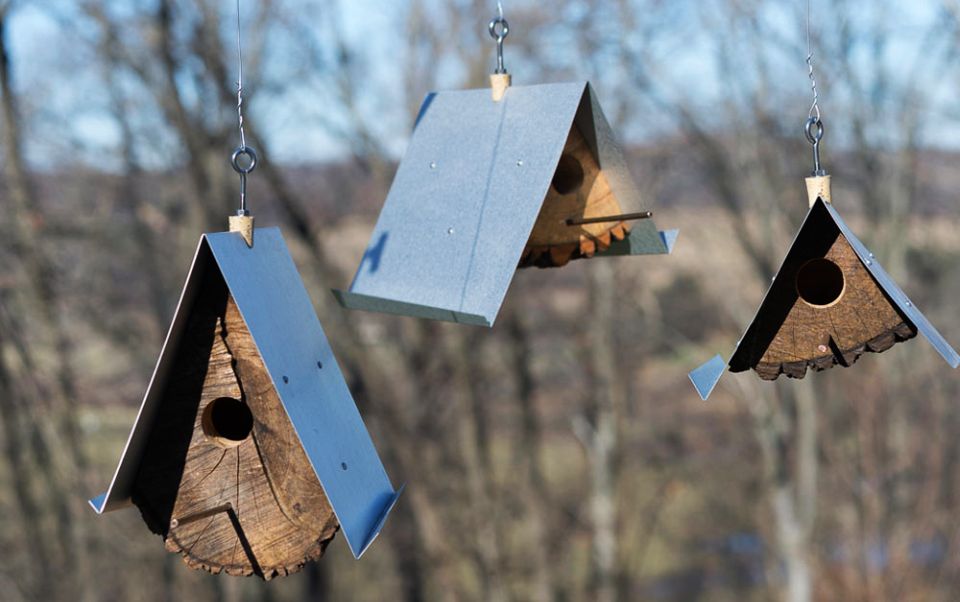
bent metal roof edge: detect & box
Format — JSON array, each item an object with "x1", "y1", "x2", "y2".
[
  {"x1": 89, "y1": 228, "x2": 401, "y2": 559},
  {"x1": 689, "y1": 198, "x2": 958, "y2": 400},
  {"x1": 337, "y1": 81, "x2": 672, "y2": 327}
]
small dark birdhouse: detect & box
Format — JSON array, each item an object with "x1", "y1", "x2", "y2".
[
  {"x1": 690, "y1": 178, "x2": 958, "y2": 400},
  {"x1": 334, "y1": 82, "x2": 677, "y2": 327},
  {"x1": 90, "y1": 228, "x2": 402, "y2": 579}
]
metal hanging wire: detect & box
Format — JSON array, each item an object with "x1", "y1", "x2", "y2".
[
  {"x1": 231, "y1": 0, "x2": 257, "y2": 215},
  {"x1": 804, "y1": 0, "x2": 826, "y2": 176},
  {"x1": 488, "y1": 1, "x2": 509, "y2": 74}
]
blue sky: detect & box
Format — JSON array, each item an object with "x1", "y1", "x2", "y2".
[{"x1": 6, "y1": 1, "x2": 960, "y2": 171}]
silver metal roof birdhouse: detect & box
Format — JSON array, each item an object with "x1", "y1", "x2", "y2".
[
  {"x1": 90, "y1": 228, "x2": 402, "y2": 578},
  {"x1": 334, "y1": 81, "x2": 677, "y2": 327},
  {"x1": 690, "y1": 183, "x2": 959, "y2": 401}
]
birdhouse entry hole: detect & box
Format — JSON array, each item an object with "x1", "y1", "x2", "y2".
[
  {"x1": 551, "y1": 154, "x2": 585, "y2": 195},
  {"x1": 202, "y1": 397, "x2": 254, "y2": 448},
  {"x1": 796, "y1": 258, "x2": 846, "y2": 308}
]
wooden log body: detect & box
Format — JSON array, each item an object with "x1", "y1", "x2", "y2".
[
  {"x1": 753, "y1": 234, "x2": 916, "y2": 380},
  {"x1": 520, "y1": 125, "x2": 629, "y2": 268},
  {"x1": 131, "y1": 270, "x2": 338, "y2": 579}
]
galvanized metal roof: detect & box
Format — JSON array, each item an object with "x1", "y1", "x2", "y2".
[
  {"x1": 336, "y1": 81, "x2": 674, "y2": 327},
  {"x1": 90, "y1": 228, "x2": 401, "y2": 559},
  {"x1": 690, "y1": 198, "x2": 958, "y2": 401}
]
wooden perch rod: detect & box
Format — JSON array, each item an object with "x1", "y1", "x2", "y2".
[{"x1": 566, "y1": 211, "x2": 652, "y2": 226}]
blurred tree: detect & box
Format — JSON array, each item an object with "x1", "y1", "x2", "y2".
[{"x1": 0, "y1": 1, "x2": 959, "y2": 601}]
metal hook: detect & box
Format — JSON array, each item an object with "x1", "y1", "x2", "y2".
[
  {"x1": 488, "y1": 16, "x2": 509, "y2": 74},
  {"x1": 804, "y1": 116, "x2": 826, "y2": 176},
  {"x1": 231, "y1": 145, "x2": 258, "y2": 215}
]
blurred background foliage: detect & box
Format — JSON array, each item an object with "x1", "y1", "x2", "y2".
[{"x1": 1, "y1": 0, "x2": 960, "y2": 600}]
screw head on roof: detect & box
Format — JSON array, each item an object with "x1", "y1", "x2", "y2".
[
  {"x1": 430, "y1": 161, "x2": 437, "y2": 169},
  {"x1": 282, "y1": 375, "x2": 289, "y2": 384}
]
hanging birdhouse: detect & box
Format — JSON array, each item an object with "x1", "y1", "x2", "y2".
[
  {"x1": 334, "y1": 81, "x2": 677, "y2": 326},
  {"x1": 90, "y1": 228, "x2": 403, "y2": 579},
  {"x1": 690, "y1": 176, "x2": 959, "y2": 400}
]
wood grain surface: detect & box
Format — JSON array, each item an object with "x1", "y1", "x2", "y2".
[
  {"x1": 753, "y1": 235, "x2": 916, "y2": 380},
  {"x1": 131, "y1": 265, "x2": 338, "y2": 579},
  {"x1": 520, "y1": 125, "x2": 629, "y2": 268}
]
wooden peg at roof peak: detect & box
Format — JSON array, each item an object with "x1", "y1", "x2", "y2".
[
  {"x1": 229, "y1": 214, "x2": 255, "y2": 247},
  {"x1": 490, "y1": 73, "x2": 512, "y2": 102},
  {"x1": 805, "y1": 175, "x2": 832, "y2": 207}
]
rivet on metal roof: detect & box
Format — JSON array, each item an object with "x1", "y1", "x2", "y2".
[
  {"x1": 516, "y1": 159, "x2": 523, "y2": 167},
  {"x1": 430, "y1": 161, "x2": 437, "y2": 169},
  {"x1": 447, "y1": 228, "x2": 455, "y2": 235}
]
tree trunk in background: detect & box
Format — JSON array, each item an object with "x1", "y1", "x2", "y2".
[
  {"x1": 152, "y1": 0, "x2": 232, "y2": 229},
  {"x1": 772, "y1": 486, "x2": 812, "y2": 602},
  {"x1": 0, "y1": 11, "x2": 91, "y2": 601},
  {"x1": 448, "y1": 328, "x2": 507, "y2": 602},
  {"x1": 0, "y1": 314, "x2": 52, "y2": 601},
  {"x1": 506, "y1": 311, "x2": 556, "y2": 602},
  {"x1": 304, "y1": 562, "x2": 329, "y2": 601},
  {"x1": 750, "y1": 379, "x2": 818, "y2": 602},
  {"x1": 386, "y1": 490, "x2": 429, "y2": 602},
  {"x1": 578, "y1": 260, "x2": 622, "y2": 602},
  {"x1": 106, "y1": 44, "x2": 172, "y2": 330}
]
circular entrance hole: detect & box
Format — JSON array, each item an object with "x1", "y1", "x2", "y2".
[
  {"x1": 202, "y1": 397, "x2": 253, "y2": 448},
  {"x1": 795, "y1": 258, "x2": 845, "y2": 307},
  {"x1": 551, "y1": 154, "x2": 585, "y2": 195}
]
